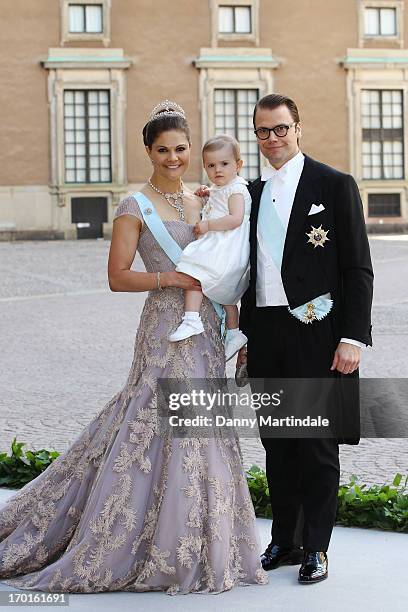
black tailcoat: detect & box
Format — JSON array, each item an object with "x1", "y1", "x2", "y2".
[
  {"x1": 239, "y1": 154, "x2": 374, "y2": 445},
  {"x1": 240, "y1": 154, "x2": 373, "y2": 346}
]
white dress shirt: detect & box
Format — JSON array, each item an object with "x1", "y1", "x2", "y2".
[
  {"x1": 255, "y1": 150, "x2": 365, "y2": 349},
  {"x1": 256, "y1": 151, "x2": 304, "y2": 307}
]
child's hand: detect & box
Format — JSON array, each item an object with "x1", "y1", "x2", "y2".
[
  {"x1": 194, "y1": 185, "x2": 210, "y2": 198},
  {"x1": 194, "y1": 220, "x2": 209, "y2": 237}
]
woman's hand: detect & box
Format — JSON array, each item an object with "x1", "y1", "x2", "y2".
[
  {"x1": 194, "y1": 185, "x2": 210, "y2": 198},
  {"x1": 161, "y1": 271, "x2": 202, "y2": 291},
  {"x1": 193, "y1": 220, "x2": 209, "y2": 237}
]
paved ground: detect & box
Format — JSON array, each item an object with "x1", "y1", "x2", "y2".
[
  {"x1": 0, "y1": 488, "x2": 407, "y2": 612},
  {"x1": 0, "y1": 237, "x2": 407, "y2": 485}
]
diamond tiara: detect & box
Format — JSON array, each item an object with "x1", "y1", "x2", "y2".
[{"x1": 148, "y1": 99, "x2": 186, "y2": 122}]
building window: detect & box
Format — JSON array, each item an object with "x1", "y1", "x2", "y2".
[
  {"x1": 214, "y1": 89, "x2": 260, "y2": 180},
  {"x1": 361, "y1": 89, "x2": 404, "y2": 179},
  {"x1": 61, "y1": 0, "x2": 110, "y2": 45},
  {"x1": 359, "y1": 1, "x2": 404, "y2": 46},
  {"x1": 68, "y1": 3, "x2": 103, "y2": 33},
  {"x1": 219, "y1": 5, "x2": 251, "y2": 33},
  {"x1": 368, "y1": 193, "x2": 401, "y2": 216},
  {"x1": 211, "y1": 0, "x2": 259, "y2": 45},
  {"x1": 364, "y1": 6, "x2": 396, "y2": 36},
  {"x1": 64, "y1": 90, "x2": 111, "y2": 184}
]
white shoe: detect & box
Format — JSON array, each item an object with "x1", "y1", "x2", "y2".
[
  {"x1": 225, "y1": 329, "x2": 248, "y2": 362},
  {"x1": 169, "y1": 317, "x2": 204, "y2": 341}
]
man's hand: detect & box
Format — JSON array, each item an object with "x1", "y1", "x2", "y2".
[
  {"x1": 236, "y1": 346, "x2": 247, "y2": 369},
  {"x1": 193, "y1": 220, "x2": 209, "y2": 237},
  {"x1": 194, "y1": 185, "x2": 211, "y2": 198},
  {"x1": 331, "y1": 342, "x2": 361, "y2": 374}
]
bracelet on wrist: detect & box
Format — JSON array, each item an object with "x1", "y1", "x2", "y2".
[{"x1": 157, "y1": 271, "x2": 163, "y2": 290}]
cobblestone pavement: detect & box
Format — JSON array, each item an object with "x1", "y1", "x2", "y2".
[{"x1": 0, "y1": 237, "x2": 407, "y2": 486}]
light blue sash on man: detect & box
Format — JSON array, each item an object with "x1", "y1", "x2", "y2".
[
  {"x1": 258, "y1": 179, "x2": 286, "y2": 270},
  {"x1": 258, "y1": 180, "x2": 332, "y2": 324},
  {"x1": 132, "y1": 192, "x2": 226, "y2": 337}
]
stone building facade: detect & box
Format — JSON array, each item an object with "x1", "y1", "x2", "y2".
[{"x1": 1, "y1": 0, "x2": 408, "y2": 239}]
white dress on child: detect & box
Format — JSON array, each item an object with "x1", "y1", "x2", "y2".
[{"x1": 176, "y1": 176, "x2": 251, "y2": 305}]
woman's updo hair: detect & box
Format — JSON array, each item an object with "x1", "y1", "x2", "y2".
[{"x1": 142, "y1": 100, "x2": 191, "y2": 148}]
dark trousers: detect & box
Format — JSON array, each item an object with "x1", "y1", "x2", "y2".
[{"x1": 247, "y1": 306, "x2": 340, "y2": 552}]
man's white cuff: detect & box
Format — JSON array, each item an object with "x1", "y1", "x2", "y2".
[{"x1": 340, "y1": 337, "x2": 366, "y2": 349}]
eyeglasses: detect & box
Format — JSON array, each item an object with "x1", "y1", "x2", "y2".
[{"x1": 254, "y1": 122, "x2": 297, "y2": 140}]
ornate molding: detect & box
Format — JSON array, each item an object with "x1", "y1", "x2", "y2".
[
  {"x1": 195, "y1": 47, "x2": 279, "y2": 70},
  {"x1": 41, "y1": 48, "x2": 133, "y2": 70}
]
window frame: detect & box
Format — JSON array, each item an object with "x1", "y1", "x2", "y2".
[
  {"x1": 218, "y1": 5, "x2": 252, "y2": 35},
  {"x1": 195, "y1": 47, "x2": 277, "y2": 183},
  {"x1": 60, "y1": 0, "x2": 111, "y2": 46},
  {"x1": 342, "y1": 48, "x2": 408, "y2": 221},
  {"x1": 68, "y1": 3, "x2": 104, "y2": 34},
  {"x1": 211, "y1": 0, "x2": 259, "y2": 45},
  {"x1": 361, "y1": 88, "x2": 404, "y2": 180},
  {"x1": 64, "y1": 89, "x2": 112, "y2": 185},
  {"x1": 213, "y1": 87, "x2": 260, "y2": 181},
  {"x1": 367, "y1": 191, "x2": 402, "y2": 216},
  {"x1": 364, "y1": 6, "x2": 397, "y2": 37},
  {"x1": 359, "y1": 0, "x2": 404, "y2": 47},
  {"x1": 41, "y1": 47, "x2": 132, "y2": 238}
]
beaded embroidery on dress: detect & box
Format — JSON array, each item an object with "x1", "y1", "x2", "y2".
[{"x1": 0, "y1": 195, "x2": 268, "y2": 595}]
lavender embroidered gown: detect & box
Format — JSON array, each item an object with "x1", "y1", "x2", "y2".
[{"x1": 0, "y1": 196, "x2": 268, "y2": 595}]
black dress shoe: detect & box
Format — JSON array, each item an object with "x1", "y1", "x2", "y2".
[
  {"x1": 261, "y1": 543, "x2": 304, "y2": 571},
  {"x1": 298, "y1": 551, "x2": 328, "y2": 583}
]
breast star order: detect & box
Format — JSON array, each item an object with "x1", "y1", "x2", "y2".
[{"x1": 306, "y1": 225, "x2": 330, "y2": 248}]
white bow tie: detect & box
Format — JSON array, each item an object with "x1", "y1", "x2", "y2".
[{"x1": 261, "y1": 166, "x2": 287, "y2": 182}]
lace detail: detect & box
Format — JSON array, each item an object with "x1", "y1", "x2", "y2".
[
  {"x1": 0, "y1": 195, "x2": 268, "y2": 594},
  {"x1": 113, "y1": 195, "x2": 144, "y2": 223}
]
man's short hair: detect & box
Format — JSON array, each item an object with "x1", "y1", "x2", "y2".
[{"x1": 253, "y1": 94, "x2": 300, "y2": 128}]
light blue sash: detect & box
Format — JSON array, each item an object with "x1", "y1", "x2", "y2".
[
  {"x1": 133, "y1": 192, "x2": 183, "y2": 263},
  {"x1": 258, "y1": 179, "x2": 286, "y2": 270},
  {"x1": 132, "y1": 192, "x2": 226, "y2": 337},
  {"x1": 258, "y1": 180, "x2": 332, "y2": 324}
]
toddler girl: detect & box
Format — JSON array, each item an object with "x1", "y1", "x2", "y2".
[{"x1": 169, "y1": 134, "x2": 251, "y2": 361}]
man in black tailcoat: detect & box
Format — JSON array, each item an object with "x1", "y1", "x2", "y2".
[{"x1": 238, "y1": 94, "x2": 373, "y2": 583}]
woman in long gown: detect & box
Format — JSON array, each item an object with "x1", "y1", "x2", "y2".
[{"x1": 0, "y1": 102, "x2": 268, "y2": 595}]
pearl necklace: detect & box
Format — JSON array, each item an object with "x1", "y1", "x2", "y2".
[{"x1": 148, "y1": 179, "x2": 185, "y2": 221}]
